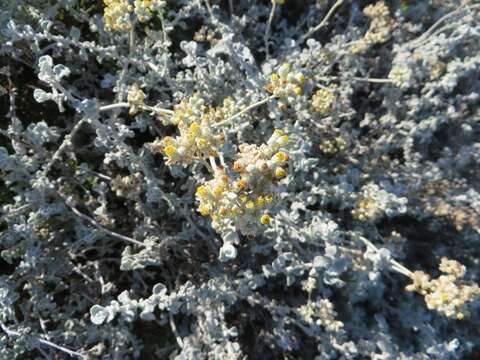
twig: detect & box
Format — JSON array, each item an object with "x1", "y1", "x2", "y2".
[
  {"x1": 169, "y1": 314, "x2": 184, "y2": 348},
  {"x1": 199, "y1": 158, "x2": 214, "y2": 173},
  {"x1": 300, "y1": 0, "x2": 344, "y2": 44},
  {"x1": 213, "y1": 95, "x2": 275, "y2": 128},
  {"x1": 142, "y1": 104, "x2": 174, "y2": 116},
  {"x1": 353, "y1": 234, "x2": 413, "y2": 278},
  {"x1": 204, "y1": 0, "x2": 215, "y2": 22},
  {"x1": 0, "y1": 321, "x2": 86, "y2": 359},
  {"x1": 58, "y1": 190, "x2": 146, "y2": 247},
  {"x1": 408, "y1": 4, "x2": 480, "y2": 49},
  {"x1": 99, "y1": 102, "x2": 173, "y2": 116},
  {"x1": 99, "y1": 102, "x2": 129, "y2": 112},
  {"x1": 264, "y1": 1, "x2": 277, "y2": 60},
  {"x1": 317, "y1": 76, "x2": 393, "y2": 84},
  {"x1": 42, "y1": 118, "x2": 87, "y2": 175},
  {"x1": 352, "y1": 77, "x2": 392, "y2": 84},
  {"x1": 209, "y1": 156, "x2": 218, "y2": 172},
  {"x1": 218, "y1": 152, "x2": 227, "y2": 169}
]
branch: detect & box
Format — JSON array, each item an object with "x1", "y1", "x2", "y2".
[
  {"x1": 300, "y1": 0, "x2": 344, "y2": 44},
  {"x1": 264, "y1": 1, "x2": 277, "y2": 60},
  {"x1": 0, "y1": 321, "x2": 86, "y2": 359},
  {"x1": 43, "y1": 118, "x2": 87, "y2": 175},
  {"x1": 353, "y1": 233, "x2": 413, "y2": 278},
  {"x1": 57, "y1": 190, "x2": 146, "y2": 248},
  {"x1": 213, "y1": 95, "x2": 275, "y2": 128}
]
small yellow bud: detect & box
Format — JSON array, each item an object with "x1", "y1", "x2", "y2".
[
  {"x1": 235, "y1": 179, "x2": 247, "y2": 190},
  {"x1": 198, "y1": 204, "x2": 209, "y2": 216},
  {"x1": 164, "y1": 145, "x2": 176, "y2": 157},
  {"x1": 279, "y1": 135, "x2": 289, "y2": 145},
  {"x1": 260, "y1": 214, "x2": 271, "y2": 225},
  {"x1": 275, "y1": 167, "x2": 286, "y2": 179},
  {"x1": 239, "y1": 195, "x2": 248, "y2": 203},
  {"x1": 274, "y1": 129, "x2": 284, "y2": 136},
  {"x1": 265, "y1": 194, "x2": 274, "y2": 203},
  {"x1": 196, "y1": 185, "x2": 208, "y2": 197},
  {"x1": 246, "y1": 201, "x2": 255, "y2": 209},
  {"x1": 213, "y1": 185, "x2": 224, "y2": 197},
  {"x1": 270, "y1": 73, "x2": 279, "y2": 81},
  {"x1": 189, "y1": 122, "x2": 200, "y2": 134},
  {"x1": 186, "y1": 108, "x2": 193, "y2": 115},
  {"x1": 456, "y1": 312, "x2": 465, "y2": 320},
  {"x1": 293, "y1": 86, "x2": 302, "y2": 95},
  {"x1": 231, "y1": 205, "x2": 239, "y2": 215},
  {"x1": 197, "y1": 138, "x2": 207, "y2": 148},
  {"x1": 295, "y1": 73, "x2": 305, "y2": 83},
  {"x1": 441, "y1": 294, "x2": 449, "y2": 303},
  {"x1": 255, "y1": 196, "x2": 265, "y2": 206},
  {"x1": 273, "y1": 151, "x2": 288, "y2": 162}
]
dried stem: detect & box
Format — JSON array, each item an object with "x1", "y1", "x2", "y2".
[
  {"x1": 0, "y1": 321, "x2": 86, "y2": 359},
  {"x1": 57, "y1": 190, "x2": 145, "y2": 247},
  {"x1": 264, "y1": 1, "x2": 277, "y2": 60},
  {"x1": 213, "y1": 95, "x2": 275, "y2": 128},
  {"x1": 301, "y1": 0, "x2": 344, "y2": 44}
]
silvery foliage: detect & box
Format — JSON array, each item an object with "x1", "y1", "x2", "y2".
[{"x1": 0, "y1": 0, "x2": 479, "y2": 358}]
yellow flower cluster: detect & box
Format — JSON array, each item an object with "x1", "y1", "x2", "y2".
[
  {"x1": 266, "y1": 63, "x2": 305, "y2": 108},
  {"x1": 195, "y1": 130, "x2": 290, "y2": 235},
  {"x1": 388, "y1": 66, "x2": 412, "y2": 88},
  {"x1": 134, "y1": 0, "x2": 158, "y2": 23},
  {"x1": 349, "y1": 1, "x2": 394, "y2": 54},
  {"x1": 103, "y1": 0, "x2": 131, "y2": 31},
  {"x1": 312, "y1": 88, "x2": 335, "y2": 115},
  {"x1": 103, "y1": 0, "x2": 164, "y2": 30},
  {"x1": 155, "y1": 94, "x2": 237, "y2": 166},
  {"x1": 319, "y1": 136, "x2": 348, "y2": 156},
  {"x1": 127, "y1": 84, "x2": 146, "y2": 115},
  {"x1": 193, "y1": 26, "x2": 220, "y2": 45},
  {"x1": 195, "y1": 170, "x2": 273, "y2": 235},
  {"x1": 406, "y1": 258, "x2": 480, "y2": 319},
  {"x1": 111, "y1": 172, "x2": 142, "y2": 199},
  {"x1": 352, "y1": 195, "x2": 380, "y2": 221},
  {"x1": 298, "y1": 299, "x2": 343, "y2": 332},
  {"x1": 233, "y1": 129, "x2": 290, "y2": 192}
]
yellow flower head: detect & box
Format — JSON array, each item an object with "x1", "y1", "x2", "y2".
[
  {"x1": 273, "y1": 151, "x2": 288, "y2": 163},
  {"x1": 164, "y1": 145, "x2": 176, "y2": 157},
  {"x1": 189, "y1": 122, "x2": 201, "y2": 134},
  {"x1": 279, "y1": 135, "x2": 289, "y2": 145},
  {"x1": 213, "y1": 185, "x2": 224, "y2": 197},
  {"x1": 235, "y1": 179, "x2": 247, "y2": 190},
  {"x1": 196, "y1": 138, "x2": 207, "y2": 148},
  {"x1": 196, "y1": 185, "x2": 208, "y2": 198},
  {"x1": 255, "y1": 196, "x2": 265, "y2": 207},
  {"x1": 275, "y1": 167, "x2": 287, "y2": 179},
  {"x1": 260, "y1": 213, "x2": 271, "y2": 225},
  {"x1": 198, "y1": 204, "x2": 210, "y2": 216}
]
